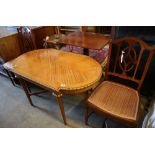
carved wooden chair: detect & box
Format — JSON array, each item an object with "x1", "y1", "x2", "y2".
[
  {"x1": 17, "y1": 26, "x2": 36, "y2": 53},
  {"x1": 85, "y1": 37, "x2": 155, "y2": 127},
  {"x1": 6, "y1": 27, "x2": 37, "y2": 87},
  {"x1": 16, "y1": 27, "x2": 48, "y2": 94},
  {"x1": 12, "y1": 27, "x2": 37, "y2": 91}
]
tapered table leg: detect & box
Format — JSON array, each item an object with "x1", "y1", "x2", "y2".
[
  {"x1": 18, "y1": 78, "x2": 34, "y2": 106},
  {"x1": 53, "y1": 92, "x2": 67, "y2": 125},
  {"x1": 84, "y1": 104, "x2": 89, "y2": 125}
]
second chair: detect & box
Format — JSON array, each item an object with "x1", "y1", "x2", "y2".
[{"x1": 85, "y1": 37, "x2": 154, "y2": 127}]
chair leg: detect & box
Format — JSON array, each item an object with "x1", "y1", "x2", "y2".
[
  {"x1": 27, "y1": 84, "x2": 32, "y2": 93},
  {"x1": 4, "y1": 69, "x2": 16, "y2": 86},
  {"x1": 84, "y1": 104, "x2": 89, "y2": 125},
  {"x1": 83, "y1": 48, "x2": 89, "y2": 56},
  {"x1": 102, "y1": 118, "x2": 108, "y2": 128},
  {"x1": 18, "y1": 78, "x2": 34, "y2": 107}
]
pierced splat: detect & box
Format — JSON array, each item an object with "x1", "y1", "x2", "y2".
[
  {"x1": 119, "y1": 46, "x2": 137, "y2": 74},
  {"x1": 106, "y1": 37, "x2": 154, "y2": 90}
]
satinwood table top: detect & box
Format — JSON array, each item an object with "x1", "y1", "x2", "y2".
[{"x1": 4, "y1": 49, "x2": 102, "y2": 92}]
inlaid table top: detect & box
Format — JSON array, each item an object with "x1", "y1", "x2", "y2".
[
  {"x1": 4, "y1": 49, "x2": 102, "y2": 92},
  {"x1": 56, "y1": 31, "x2": 111, "y2": 50}
]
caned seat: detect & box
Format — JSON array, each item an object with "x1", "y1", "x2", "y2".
[{"x1": 88, "y1": 81, "x2": 139, "y2": 123}]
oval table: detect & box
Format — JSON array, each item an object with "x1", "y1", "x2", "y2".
[{"x1": 4, "y1": 48, "x2": 102, "y2": 125}]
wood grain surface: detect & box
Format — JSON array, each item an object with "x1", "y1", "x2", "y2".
[
  {"x1": 88, "y1": 81, "x2": 139, "y2": 122},
  {"x1": 56, "y1": 31, "x2": 110, "y2": 50},
  {"x1": 4, "y1": 48, "x2": 102, "y2": 92}
]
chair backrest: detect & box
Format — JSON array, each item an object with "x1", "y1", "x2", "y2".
[
  {"x1": 17, "y1": 26, "x2": 36, "y2": 53},
  {"x1": 106, "y1": 37, "x2": 155, "y2": 91}
]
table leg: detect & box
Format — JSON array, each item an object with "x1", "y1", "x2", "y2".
[
  {"x1": 18, "y1": 78, "x2": 34, "y2": 106},
  {"x1": 84, "y1": 104, "x2": 89, "y2": 125},
  {"x1": 83, "y1": 48, "x2": 89, "y2": 55},
  {"x1": 53, "y1": 92, "x2": 67, "y2": 125},
  {"x1": 17, "y1": 78, "x2": 67, "y2": 125}
]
